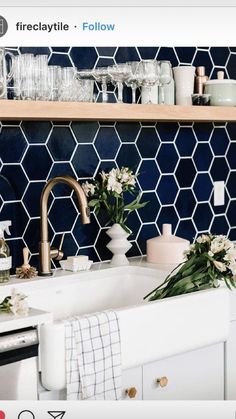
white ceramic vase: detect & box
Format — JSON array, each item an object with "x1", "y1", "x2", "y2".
[
  {"x1": 106, "y1": 223, "x2": 132, "y2": 266},
  {"x1": 173, "y1": 66, "x2": 196, "y2": 106}
]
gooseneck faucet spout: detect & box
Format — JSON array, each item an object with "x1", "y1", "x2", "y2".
[{"x1": 39, "y1": 175, "x2": 90, "y2": 276}]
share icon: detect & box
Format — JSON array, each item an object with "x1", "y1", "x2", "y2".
[{"x1": 47, "y1": 412, "x2": 66, "y2": 419}]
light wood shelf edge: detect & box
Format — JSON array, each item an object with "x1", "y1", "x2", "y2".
[{"x1": 0, "y1": 100, "x2": 236, "y2": 121}]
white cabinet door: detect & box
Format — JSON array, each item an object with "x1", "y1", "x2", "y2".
[
  {"x1": 225, "y1": 320, "x2": 236, "y2": 400},
  {"x1": 143, "y1": 343, "x2": 224, "y2": 400},
  {"x1": 121, "y1": 366, "x2": 142, "y2": 400}
]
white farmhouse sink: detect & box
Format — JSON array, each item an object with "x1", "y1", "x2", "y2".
[{"x1": 0, "y1": 262, "x2": 230, "y2": 391}]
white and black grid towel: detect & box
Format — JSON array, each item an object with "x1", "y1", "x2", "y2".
[{"x1": 65, "y1": 310, "x2": 122, "y2": 400}]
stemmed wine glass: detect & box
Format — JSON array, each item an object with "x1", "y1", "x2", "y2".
[
  {"x1": 108, "y1": 63, "x2": 131, "y2": 103},
  {"x1": 158, "y1": 60, "x2": 172, "y2": 105},
  {"x1": 92, "y1": 67, "x2": 111, "y2": 103},
  {"x1": 136, "y1": 60, "x2": 160, "y2": 104},
  {"x1": 125, "y1": 61, "x2": 140, "y2": 104}
]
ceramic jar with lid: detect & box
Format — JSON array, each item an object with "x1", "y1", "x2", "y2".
[{"x1": 204, "y1": 71, "x2": 236, "y2": 106}]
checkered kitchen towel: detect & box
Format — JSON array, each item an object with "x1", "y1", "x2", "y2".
[{"x1": 65, "y1": 311, "x2": 122, "y2": 400}]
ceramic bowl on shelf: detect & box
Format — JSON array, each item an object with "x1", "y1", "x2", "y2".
[{"x1": 204, "y1": 79, "x2": 236, "y2": 106}]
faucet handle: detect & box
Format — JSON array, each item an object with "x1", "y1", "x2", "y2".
[
  {"x1": 50, "y1": 233, "x2": 65, "y2": 261},
  {"x1": 55, "y1": 233, "x2": 65, "y2": 260}
]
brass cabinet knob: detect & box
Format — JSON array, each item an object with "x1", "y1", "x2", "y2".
[
  {"x1": 126, "y1": 387, "x2": 137, "y2": 398},
  {"x1": 156, "y1": 376, "x2": 168, "y2": 387}
]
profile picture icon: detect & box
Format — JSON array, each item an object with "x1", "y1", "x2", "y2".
[{"x1": 0, "y1": 16, "x2": 8, "y2": 37}]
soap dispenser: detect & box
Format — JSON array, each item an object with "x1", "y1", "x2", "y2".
[
  {"x1": 0, "y1": 220, "x2": 12, "y2": 282},
  {"x1": 146, "y1": 224, "x2": 190, "y2": 264}
]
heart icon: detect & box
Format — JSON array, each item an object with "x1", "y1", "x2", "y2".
[{"x1": 0, "y1": 411, "x2": 5, "y2": 419}]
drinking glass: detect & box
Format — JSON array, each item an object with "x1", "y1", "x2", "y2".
[
  {"x1": 158, "y1": 60, "x2": 172, "y2": 105},
  {"x1": 18, "y1": 54, "x2": 36, "y2": 100},
  {"x1": 136, "y1": 60, "x2": 160, "y2": 104},
  {"x1": 125, "y1": 61, "x2": 139, "y2": 104},
  {"x1": 76, "y1": 79, "x2": 94, "y2": 102},
  {"x1": 59, "y1": 67, "x2": 76, "y2": 101},
  {"x1": 108, "y1": 63, "x2": 131, "y2": 103},
  {"x1": 48, "y1": 66, "x2": 62, "y2": 101},
  {"x1": 92, "y1": 67, "x2": 111, "y2": 103},
  {"x1": 34, "y1": 55, "x2": 50, "y2": 100}
]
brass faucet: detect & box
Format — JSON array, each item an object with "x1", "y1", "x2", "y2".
[{"x1": 39, "y1": 175, "x2": 90, "y2": 276}]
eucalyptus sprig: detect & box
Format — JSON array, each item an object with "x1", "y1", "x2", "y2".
[{"x1": 144, "y1": 234, "x2": 236, "y2": 301}]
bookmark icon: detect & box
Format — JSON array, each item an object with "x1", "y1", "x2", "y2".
[{"x1": 47, "y1": 412, "x2": 66, "y2": 419}]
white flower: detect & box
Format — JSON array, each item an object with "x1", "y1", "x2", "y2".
[
  {"x1": 107, "y1": 177, "x2": 123, "y2": 194},
  {"x1": 208, "y1": 251, "x2": 214, "y2": 257},
  {"x1": 82, "y1": 181, "x2": 96, "y2": 197},
  {"x1": 229, "y1": 262, "x2": 236, "y2": 276},
  {"x1": 197, "y1": 234, "x2": 211, "y2": 244},
  {"x1": 213, "y1": 260, "x2": 227, "y2": 272},
  {"x1": 9, "y1": 288, "x2": 29, "y2": 316},
  {"x1": 210, "y1": 237, "x2": 226, "y2": 254}
]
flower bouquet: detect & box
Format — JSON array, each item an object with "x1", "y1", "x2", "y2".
[
  {"x1": 82, "y1": 167, "x2": 148, "y2": 232},
  {"x1": 144, "y1": 234, "x2": 236, "y2": 301},
  {"x1": 0, "y1": 288, "x2": 29, "y2": 316}
]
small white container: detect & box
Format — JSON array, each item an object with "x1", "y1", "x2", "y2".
[
  {"x1": 147, "y1": 224, "x2": 190, "y2": 264},
  {"x1": 60, "y1": 259, "x2": 93, "y2": 272}
]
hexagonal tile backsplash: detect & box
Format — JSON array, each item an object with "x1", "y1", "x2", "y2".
[{"x1": 1, "y1": 46, "x2": 236, "y2": 271}]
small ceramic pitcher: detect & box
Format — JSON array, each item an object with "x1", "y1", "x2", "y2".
[{"x1": 173, "y1": 66, "x2": 196, "y2": 106}]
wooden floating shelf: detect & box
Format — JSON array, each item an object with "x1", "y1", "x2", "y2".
[{"x1": 0, "y1": 100, "x2": 236, "y2": 122}]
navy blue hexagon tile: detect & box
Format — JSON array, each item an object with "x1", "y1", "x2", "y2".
[
  {"x1": 22, "y1": 121, "x2": 52, "y2": 143},
  {"x1": 175, "y1": 189, "x2": 196, "y2": 218},
  {"x1": 137, "y1": 47, "x2": 158, "y2": 59},
  {"x1": 49, "y1": 197, "x2": 78, "y2": 233},
  {"x1": 49, "y1": 54, "x2": 73, "y2": 67},
  {"x1": 193, "y1": 203, "x2": 213, "y2": 231},
  {"x1": 0, "y1": 127, "x2": 27, "y2": 163},
  {"x1": 176, "y1": 220, "x2": 197, "y2": 243},
  {"x1": 22, "y1": 145, "x2": 53, "y2": 180},
  {"x1": 156, "y1": 175, "x2": 178, "y2": 205},
  {"x1": 175, "y1": 127, "x2": 196, "y2": 157},
  {"x1": 72, "y1": 144, "x2": 99, "y2": 177},
  {"x1": 115, "y1": 122, "x2": 140, "y2": 142},
  {"x1": 73, "y1": 213, "x2": 100, "y2": 247},
  {"x1": 226, "y1": 143, "x2": 236, "y2": 169},
  {"x1": 210, "y1": 157, "x2": 229, "y2": 181},
  {"x1": 174, "y1": 47, "x2": 196, "y2": 63},
  {"x1": 23, "y1": 182, "x2": 46, "y2": 217},
  {"x1": 210, "y1": 128, "x2": 229, "y2": 156},
  {"x1": 71, "y1": 122, "x2": 99, "y2": 143},
  {"x1": 116, "y1": 144, "x2": 140, "y2": 172},
  {"x1": 94, "y1": 127, "x2": 120, "y2": 159},
  {"x1": 138, "y1": 160, "x2": 160, "y2": 191},
  {"x1": 226, "y1": 172, "x2": 236, "y2": 198},
  {"x1": 138, "y1": 192, "x2": 160, "y2": 223},
  {"x1": 95, "y1": 228, "x2": 112, "y2": 261},
  {"x1": 47, "y1": 127, "x2": 76, "y2": 161},
  {"x1": 193, "y1": 143, "x2": 213, "y2": 171},
  {"x1": 211, "y1": 216, "x2": 230, "y2": 235},
  {"x1": 226, "y1": 201, "x2": 236, "y2": 227},
  {"x1": 226, "y1": 122, "x2": 236, "y2": 140},
  {"x1": 210, "y1": 47, "x2": 230, "y2": 66},
  {"x1": 193, "y1": 173, "x2": 213, "y2": 202},
  {"x1": 136, "y1": 128, "x2": 160, "y2": 158},
  {"x1": 193, "y1": 123, "x2": 213, "y2": 142},
  {"x1": 1, "y1": 165, "x2": 28, "y2": 200},
  {"x1": 156, "y1": 144, "x2": 179, "y2": 174},
  {"x1": 156, "y1": 123, "x2": 178, "y2": 142},
  {"x1": 175, "y1": 159, "x2": 196, "y2": 187},
  {"x1": 226, "y1": 54, "x2": 236, "y2": 79},
  {"x1": 115, "y1": 47, "x2": 139, "y2": 63},
  {"x1": 126, "y1": 211, "x2": 141, "y2": 240},
  {"x1": 193, "y1": 50, "x2": 213, "y2": 77},
  {"x1": 70, "y1": 47, "x2": 98, "y2": 69}
]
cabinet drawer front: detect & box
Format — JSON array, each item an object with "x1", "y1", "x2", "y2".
[
  {"x1": 121, "y1": 367, "x2": 142, "y2": 400},
  {"x1": 143, "y1": 344, "x2": 224, "y2": 400}
]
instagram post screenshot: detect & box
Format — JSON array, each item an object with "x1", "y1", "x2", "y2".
[{"x1": 0, "y1": 1, "x2": 236, "y2": 418}]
